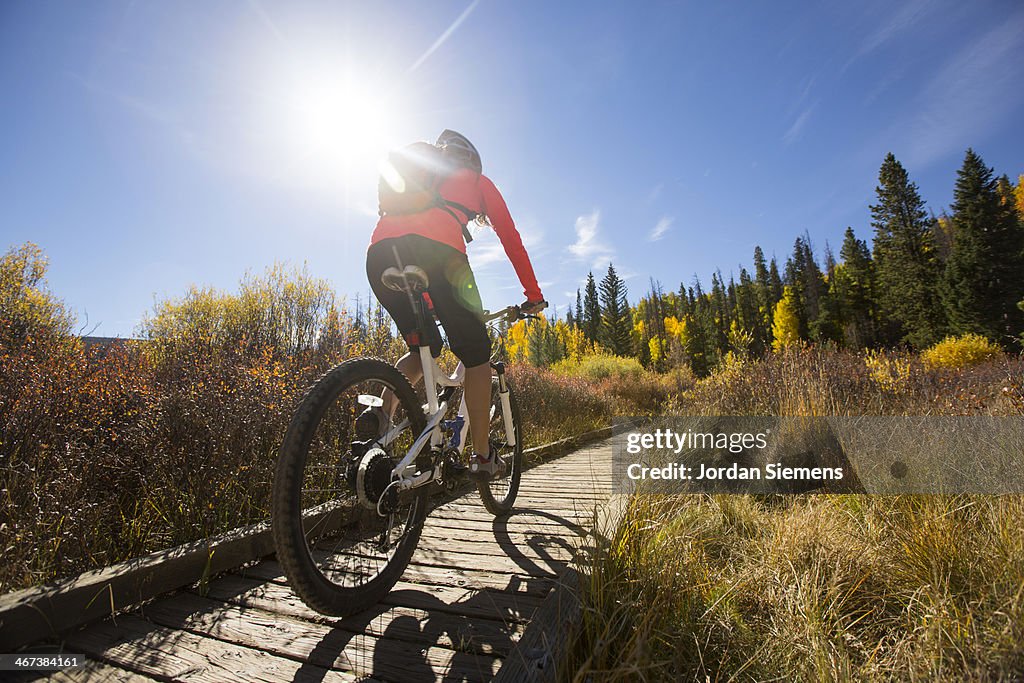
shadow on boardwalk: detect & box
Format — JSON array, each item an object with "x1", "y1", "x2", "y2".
[{"x1": 18, "y1": 440, "x2": 615, "y2": 682}]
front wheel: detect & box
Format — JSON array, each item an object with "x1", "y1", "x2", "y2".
[
  {"x1": 477, "y1": 375, "x2": 523, "y2": 515},
  {"x1": 272, "y1": 358, "x2": 427, "y2": 617}
]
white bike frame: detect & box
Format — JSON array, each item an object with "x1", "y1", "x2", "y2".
[{"x1": 377, "y1": 308, "x2": 517, "y2": 491}]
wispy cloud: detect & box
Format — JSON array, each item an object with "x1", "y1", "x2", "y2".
[
  {"x1": 900, "y1": 12, "x2": 1024, "y2": 167},
  {"x1": 783, "y1": 102, "x2": 817, "y2": 145},
  {"x1": 410, "y1": 0, "x2": 481, "y2": 72},
  {"x1": 468, "y1": 232, "x2": 507, "y2": 270},
  {"x1": 649, "y1": 216, "x2": 673, "y2": 241},
  {"x1": 569, "y1": 209, "x2": 614, "y2": 269},
  {"x1": 844, "y1": 0, "x2": 937, "y2": 71}
]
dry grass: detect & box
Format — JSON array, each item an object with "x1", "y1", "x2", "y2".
[
  {"x1": 569, "y1": 494, "x2": 1024, "y2": 681},
  {"x1": 566, "y1": 347, "x2": 1024, "y2": 682}
]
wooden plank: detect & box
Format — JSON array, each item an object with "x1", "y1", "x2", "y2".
[
  {"x1": 305, "y1": 545, "x2": 570, "y2": 583},
  {"x1": 416, "y1": 525, "x2": 585, "y2": 547},
  {"x1": 142, "y1": 592, "x2": 501, "y2": 682},
  {"x1": 199, "y1": 575, "x2": 527, "y2": 657},
  {"x1": 511, "y1": 493, "x2": 610, "y2": 501},
  {"x1": 381, "y1": 583, "x2": 544, "y2": 624},
  {"x1": 413, "y1": 537, "x2": 581, "y2": 567},
  {"x1": 64, "y1": 614, "x2": 366, "y2": 683},
  {"x1": 515, "y1": 483, "x2": 613, "y2": 491},
  {"x1": 234, "y1": 566, "x2": 549, "y2": 624},
  {"x1": 515, "y1": 486, "x2": 610, "y2": 492},
  {"x1": 420, "y1": 514, "x2": 589, "y2": 535},
  {"x1": 242, "y1": 558, "x2": 555, "y2": 596},
  {"x1": 426, "y1": 506, "x2": 593, "y2": 525},
  {"x1": 410, "y1": 547, "x2": 574, "y2": 576}
]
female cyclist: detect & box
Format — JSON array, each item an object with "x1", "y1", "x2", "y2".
[{"x1": 364, "y1": 129, "x2": 546, "y2": 479}]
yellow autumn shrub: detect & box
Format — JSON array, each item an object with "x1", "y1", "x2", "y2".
[{"x1": 921, "y1": 333, "x2": 1002, "y2": 370}]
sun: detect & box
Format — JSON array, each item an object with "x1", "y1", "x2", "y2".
[
  {"x1": 263, "y1": 67, "x2": 403, "y2": 201},
  {"x1": 287, "y1": 76, "x2": 392, "y2": 163}
]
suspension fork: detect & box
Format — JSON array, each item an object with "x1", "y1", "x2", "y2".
[{"x1": 491, "y1": 361, "x2": 516, "y2": 447}]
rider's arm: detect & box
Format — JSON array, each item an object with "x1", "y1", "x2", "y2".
[{"x1": 478, "y1": 174, "x2": 543, "y2": 302}]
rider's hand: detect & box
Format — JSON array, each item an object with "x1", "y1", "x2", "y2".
[{"x1": 521, "y1": 299, "x2": 548, "y2": 315}]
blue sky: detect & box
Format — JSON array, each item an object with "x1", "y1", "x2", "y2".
[{"x1": 3, "y1": 0, "x2": 1023, "y2": 336}]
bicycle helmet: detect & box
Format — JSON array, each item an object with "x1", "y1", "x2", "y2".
[{"x1": 436, "y1": 129, "x2": 482, "y2": 174}]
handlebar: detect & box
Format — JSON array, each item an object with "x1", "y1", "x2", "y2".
[
  {"x1": 482, "y1": 301, "x2": 548, "y2": 325},
  {"x1": 482, "y1": 305, "x2": 526, "y2": 324}
]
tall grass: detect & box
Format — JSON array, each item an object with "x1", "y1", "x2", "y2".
[
  {"x1": 566, "y1": 347, "x2": 1024, "y2": 681},
  {"x1": 569, "y1": 494, "x2": 1024, "y2": 681}
]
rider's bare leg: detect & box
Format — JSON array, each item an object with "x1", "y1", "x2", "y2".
[
  {"x1": 464, "y1": 362, "x2": 491, "y2": 458},
  {"x1": 382, "y1": 351, "x2": 422, "y2": 418}
]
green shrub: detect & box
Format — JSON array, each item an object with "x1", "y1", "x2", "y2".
[{"x1": 921, "y1": 333, "x2": 1002, "y2": 370}]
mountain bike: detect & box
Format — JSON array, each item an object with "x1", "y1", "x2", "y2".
[{"x1": 271, "y1": 258, "x2": 542, "y2": 617}]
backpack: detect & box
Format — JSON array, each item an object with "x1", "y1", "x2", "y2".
[{"x1": 378, "y1": 142, "x2": 478, "y2": 243}]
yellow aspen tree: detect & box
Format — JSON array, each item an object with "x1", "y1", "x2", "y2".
[
  {"x1": 506, "y1": 319, "x2": 530, "y2": 363},
  {"x1": 771, "y1": 286, "x2": 801, "y2": 351},
  {"x1": 1015, "y1": 174, "x2": 1024, "y2": 218}
]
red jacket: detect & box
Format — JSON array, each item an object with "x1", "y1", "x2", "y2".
[{"x1": 370, "y1": 169, "x2": 543, "y2": 302}]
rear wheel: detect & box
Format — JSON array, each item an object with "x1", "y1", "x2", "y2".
[
  {"x1": 272, "y1": 358, "x2": 427, "y2": 617},
  {"x1": 477, "y1": 376, "x2": 523, "y2": 515}
]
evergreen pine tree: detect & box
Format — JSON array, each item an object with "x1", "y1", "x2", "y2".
[
  {"x1": 933, "y1": 212, "x2": 955, "y2": 261},
  {"x1": 943, "y1": 149, "x2": 1024, "y2": 343},
  {"x1": 734, "y1": 267, "x2": 763, "y2": 353},
  {"x1": 870, "y1": 152, "x2": 945, "y2": 348},
  {"x1": 710, "y1": 271, "x2": 729, "y2": 351},
  {"x1": 575, "y1": 289, "x2": 583, "y2": 329},
  {"x1": 996, "y1": 174, "x2": 1015, "y2": 208},
  {"x1": 751, "y1": 247, "x2": 773, "y2": 350},
  {"x1": 598, "y1": 263, "x2": 631, "y2": 354},
  {"x1": 783, "y1": 236, "x2": 825, "y2": 339},
  {"x1": 582, "y1": 273, "x2": 601, "y2": 343},
  {"x1": 834, "y1": 227, "x2": 876, "y2": 348},
  {"x1": 683, "y1": 279, "x2": 719, "y2": 376},
  {"x1": 526, "y1": 317, "x2": 564, "y2": 366},
  {"x1": 812, "y1": 284, "x2": 843, "y2": 344},
  {"x1": 767, "y1": 257, "x2": 784, "y2": 309}
]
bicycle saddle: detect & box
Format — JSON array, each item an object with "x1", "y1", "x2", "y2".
[{"x1": 381, "y1": 265, "x2": 429, "y2": 292}]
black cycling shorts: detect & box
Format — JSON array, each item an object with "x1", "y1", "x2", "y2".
[{"x1": 366, "y1": 234, "x2": 491, "y2": 367}]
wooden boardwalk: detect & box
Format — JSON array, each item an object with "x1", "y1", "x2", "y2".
[{"x1": 25, "y1": 440, "x2": 614, "y2": 682}]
